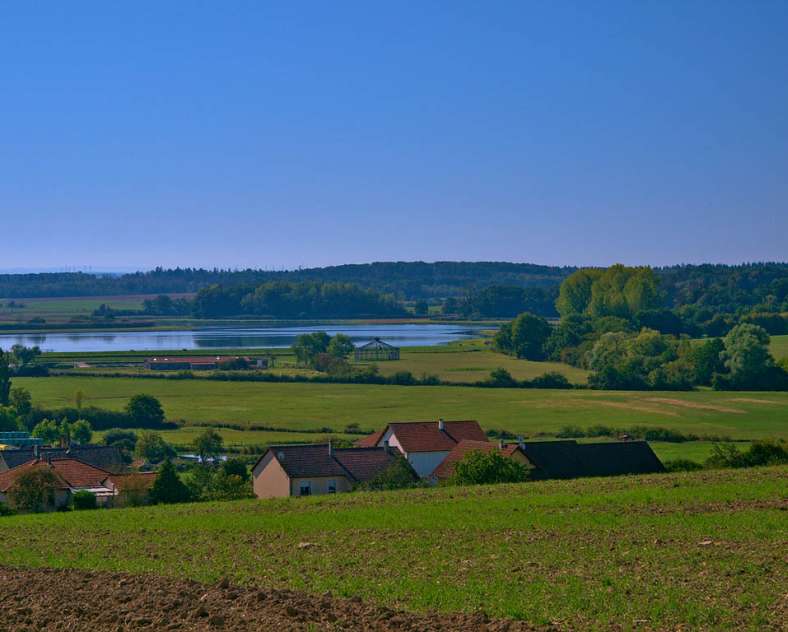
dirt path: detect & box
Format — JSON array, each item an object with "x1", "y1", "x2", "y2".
[{"x1": 0, "y1": 567, "x2": 546, "y2": 631}]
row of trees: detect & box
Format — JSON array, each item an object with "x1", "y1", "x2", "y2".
[
  {"x1": 192, "y1": 281, "x2": 406, "y2": 318},
  {"x1": 3, "y1": 263, "x2": 783, "y2": 308},
  {"x1": 491, "y1": 263, "x2": 788, "y2": 391}
]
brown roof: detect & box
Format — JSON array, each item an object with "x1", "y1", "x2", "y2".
[
  {"x1": 356, "y1": 420, "x2": 486, "y2": 453},
  {"x1": 431, "y1": 440, "x2": 528, "y2": 480},
  {"x1": 0, "y1": 458, "x2": 114, "y2": 492},
  {"x1": 256, "y1": 444, "x2": 398, "y2": 483},
  {"x1": 107, "y1": 472, "x2": 157, "y2": 492},
  {"x1": 355, "y1": 428, "x2": 386, "y2": 448},
  {"x1": 334, "y1": 448, "x2": 399, "y2": 481}
]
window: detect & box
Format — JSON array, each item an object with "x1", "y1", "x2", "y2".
[
  {"x1": 328, "y1": 480, "x2": 337, "y2": 494},
  {"x1": 299, "y1": 481, "x2": 311, "y2": 496}
]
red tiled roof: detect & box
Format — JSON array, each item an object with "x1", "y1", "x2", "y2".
[
  {"x1": 391, "y1": 420, "x2": 487, "y2": 453},
  {"x1": 431, "y1": 440, "x2": 494, "y2": 480},
  {"x1": 0, "y1": 458, "x2": 113, "y2": 492},
  {"x1": 0, "y1": 460, "x2": 65, "y2": 492},
  {"x1": 355, "y1": 420, "x2": 486, "y2": 453},
  {"x1": 147, "y1": 356, "x2": 250, "y2": 365},
  {"x1": 431, "y1": 440, "x2": 529, "y2": 480},
  {"x1": 355, "y1": 428, "x2": 385, "y2": 448}
]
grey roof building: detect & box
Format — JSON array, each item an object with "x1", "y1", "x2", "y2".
[
  {"x1": 518, "y1": 440, "x2": 665, "y2": 480},
  {"x1": 354, "y1": 338, "x2": 400, "y2": 361},
  {"x1": 0, "y1": 445, "x2": 125, "y2": 473}
]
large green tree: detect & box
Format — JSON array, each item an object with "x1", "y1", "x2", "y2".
[
  {"x1": 327, "y1": 333, "x2": 355, "y2": 358},
  {"x1": 0, "y1": 349, "x2": 11, "y2": 406},
  {"x1": 719, "y1": 324, "x2": 782, "y2": 389},
  {"x1": 510, "y1": 313, "x2": 552, "y2": 360},
  {"x1": 556, "y1": 265, "x2": 661, "y2": 320},
  {"x1": 193, "y1": 428, "x2": 224, "y2": 464},
  {"x1": 135, "y1": 431, "x2": 175, "y2": 463},
  {"x1": 7, "y1": 469, "x2": 61, "y2": 513},
  {"x1": 292, "y1": 332, "x2": 331, "y2": 366},
  {"x1": 125, "y1": 394, "x2": 165, "y2": 427},
  {"x1": 149, "y1": 460, "x2": 191, "y2": 504},
  {"x1": 556, "y1": 269, "x2": 602, "y2": 318}
]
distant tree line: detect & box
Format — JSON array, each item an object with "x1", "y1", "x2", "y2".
[
  {"x1": 448, "y1": 285, "x2": 559, "y2": 318},
  {"x1": 191, "y1": 281, "x2": 406, "y2": 318},
  {"x1": 1, "y1": 262, "x2": 785, "y2": 322}
]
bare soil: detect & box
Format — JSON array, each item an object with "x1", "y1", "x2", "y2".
[{"x1": 0, "y1": 567, "x2": 546, "y2": 631}]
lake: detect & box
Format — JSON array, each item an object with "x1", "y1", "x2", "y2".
[{"x1": 0, "y1": 323, "x2": 488, "y2": 353}]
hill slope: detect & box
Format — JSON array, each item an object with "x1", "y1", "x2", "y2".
[{"x1": 0, "y1": 466, "x2": 784, "y2": 629}]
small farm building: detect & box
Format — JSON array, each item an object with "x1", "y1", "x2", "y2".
[
  {"x1": 144, "y1": 356, "x2": 267, "y2": 371},
  {"x1": 354, "y1": 338, "x2": 400, "y2": 361}
]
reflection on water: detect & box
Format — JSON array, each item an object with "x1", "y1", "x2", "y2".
[{"x1": 0, "y1": 324, "x2": 486, "y2": 353}]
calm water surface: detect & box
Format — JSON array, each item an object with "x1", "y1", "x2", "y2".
[{"x1": 0, "y1": 324, "x2": 487, "y2": 353}]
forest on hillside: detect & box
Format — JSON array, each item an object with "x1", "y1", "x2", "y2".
[{"x1": 1, "y1": 262, "x2": 785, "y2": 312}]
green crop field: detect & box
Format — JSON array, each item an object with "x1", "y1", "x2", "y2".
[
  {"x1": 17, "y1": 376, "x2": 788, "y2": 440},
  {"x1": 0, "y1": 466, "x2": 784, "y2": 629}
]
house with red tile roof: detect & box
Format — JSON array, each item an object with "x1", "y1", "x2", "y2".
[
  {"x1": 0, "y1": 458, "x2": 156, "y2": 510},
  {"x1": 252, "y1": 443, "x2": 407, "y2": 498},
  {"x1": 430, "y1": 439, "x2": 531, "y2": 482},
  {"x1": 355, "y1": 419, "x2": 487, "y2": 478}
]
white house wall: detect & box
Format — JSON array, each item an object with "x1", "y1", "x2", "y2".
[{"x1": 406, "y1": 451, "x2": 450, "y2": 478}]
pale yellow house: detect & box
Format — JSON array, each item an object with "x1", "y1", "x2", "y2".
[{"x1": 252, "y1": 443, "x2": 402, "y2": 499}]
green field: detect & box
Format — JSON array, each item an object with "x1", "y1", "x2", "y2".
[
  {"x1": 0, "y1": 466, "x2": 784, "y2": 628},
  {"x1": 0, "y1": 295, "x2": 149, "y2": 323},
  {"x1": 771, "y1": 334, "x2": 788, "y2": 360},
  {"x1": 17, "y1": 376, "x2": 788, "y2": 440},
  {"x1": 358, "y1": 342, "x2": 589, "y2": 384}
]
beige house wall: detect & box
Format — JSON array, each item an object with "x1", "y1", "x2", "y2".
[
  {"x1": 290, "y1": 476, "x2": 352, "y2": 496},
  {"x1": 252, "y1": 452, "x2": 291, "y2": 499}
]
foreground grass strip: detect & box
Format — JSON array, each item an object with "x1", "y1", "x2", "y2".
[{"x1": 1, "y1": 467, "x2": 786, "y2": 629}]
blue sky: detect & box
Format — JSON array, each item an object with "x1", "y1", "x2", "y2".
[{"x1": 1, "y1": 1, "x2": 786, "y2": 271}]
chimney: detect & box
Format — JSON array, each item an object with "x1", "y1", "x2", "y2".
[
  {"x1": 498, "y1": 439, "x2": 504, "y2": 449},
  {"x1": 438, "y1": 418, "x2": 445, "y2": 431},
  {"x1": 328, "y1": 440, "x2": 333, "y2": 458},
  {"x1": 517, "y1": 435, "x2": 524, "y2": 448},
  {"x1": 33, "y1": 444, "x2": 39, "y2": 459}
]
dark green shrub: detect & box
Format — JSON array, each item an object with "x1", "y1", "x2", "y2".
[
  {"x1": 663, "y1": 459, "x2": 703, "y2": 472},
  {"x1": 452, "y1": 450, "x2": 530, "y2": 486},
  {"x1": 72, "y1": 490, "x2": 98, "y2": 510}
]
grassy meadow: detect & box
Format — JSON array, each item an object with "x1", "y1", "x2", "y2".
[
  {"x1": 358, "y1": 341, "x2": 589, "y2": 384},
  {"x1": 0, "y1": 466, "x2": 784, "y2": 628},
  {"x1": 0, "y1": 295, "x2": 149, "y2": 323},
  {"x1": 770, "y1": 334, "x2": 788, "y2": 360},
  {"x1": 17, "y1": 375, "x2": 788, "y2": 440}
]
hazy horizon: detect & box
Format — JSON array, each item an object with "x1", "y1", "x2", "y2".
[{"x1": 3, "y1": 2, "x2": 787, "y2": 269}]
